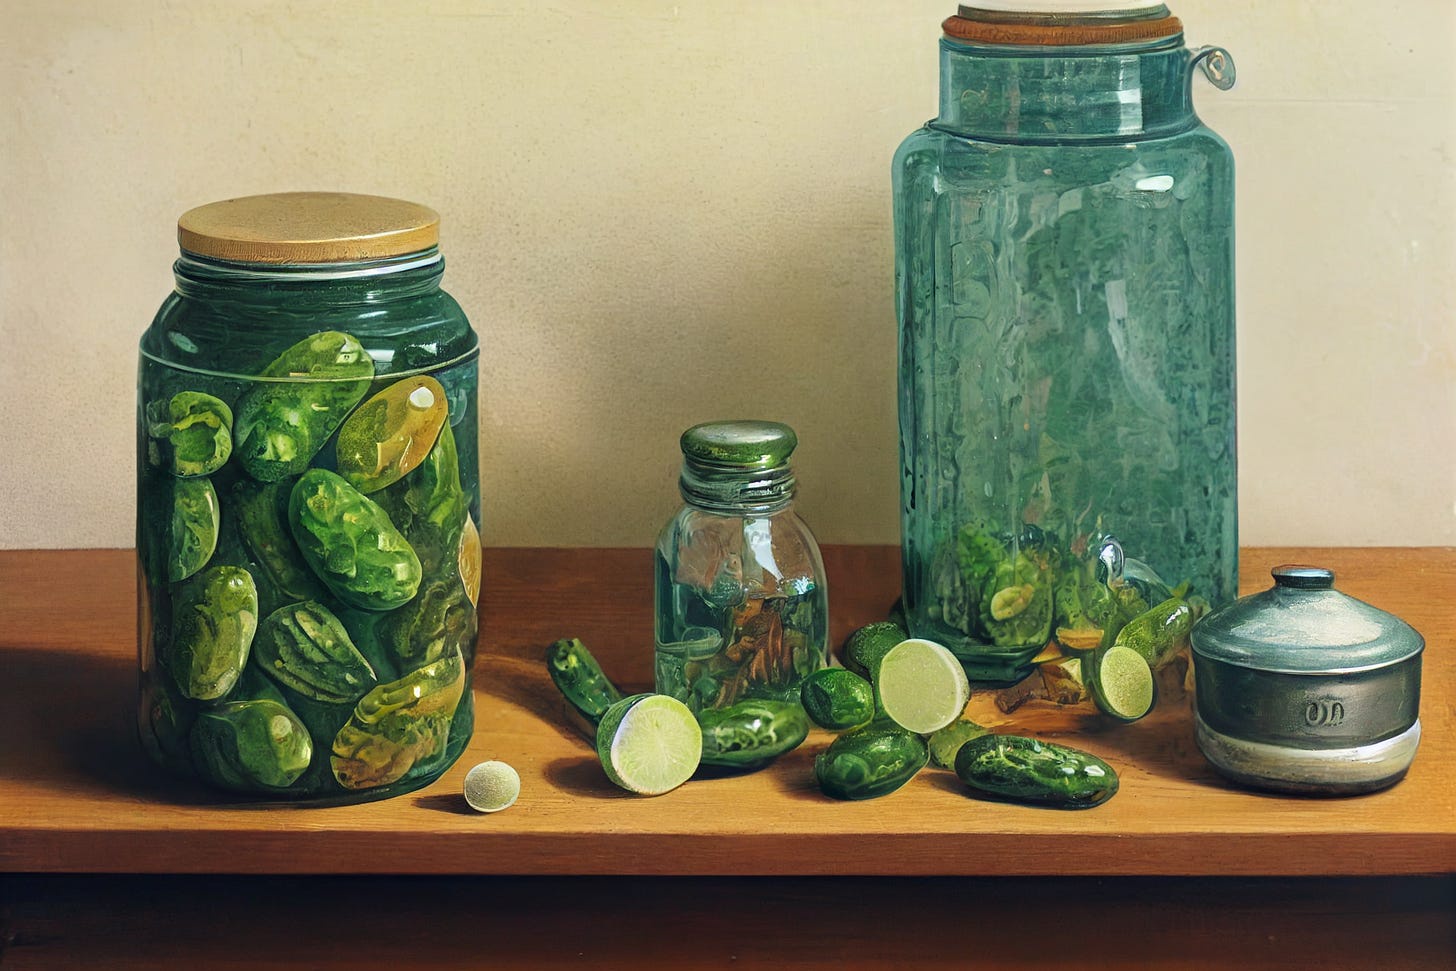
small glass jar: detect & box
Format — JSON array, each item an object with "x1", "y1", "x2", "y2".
[
  {"x1": 654, "y1": 421, "x2": 828, "y2": 714},
  {"x1": 136, "y1": 192, "x2": 481, "y2": 803}
]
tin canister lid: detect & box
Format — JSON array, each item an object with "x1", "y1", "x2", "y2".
[
  {"x1": 1191, "y1": 566, "x2": 1425, "y2": 675},
  {"x1": 178, "y1": 192, "x2": 440, "y2": 264}
]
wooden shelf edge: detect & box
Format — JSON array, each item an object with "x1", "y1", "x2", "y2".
[{"x1": 5, "y1": 830, "x2": 1453, "y2": 878}]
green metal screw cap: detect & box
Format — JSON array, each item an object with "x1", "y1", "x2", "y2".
[{"x1": 679, "y1": 420, "x2": 798, "y2": 470}]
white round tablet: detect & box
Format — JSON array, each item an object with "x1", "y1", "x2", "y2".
[{"x1": 463, "y1": 760, "x2": 521, "y2": 813}]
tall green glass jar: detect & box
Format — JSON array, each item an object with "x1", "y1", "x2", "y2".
[
  {"x1": 137, "y1": 192, "x2": 481, "y2": 802},
  {"x1": 654, "y1": 422, "x2": 828, "y2": 714},
  {"x1": 894, "y1": 3, "x2": 1237, "y2": 684}
]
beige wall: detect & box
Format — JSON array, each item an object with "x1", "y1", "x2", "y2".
[{"x1": 2, "y1": 1, "x2": 1452, "y2": 549}]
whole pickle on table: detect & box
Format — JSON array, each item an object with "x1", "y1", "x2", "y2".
[
  {"x1": 331, "y1": 649, "x2": 467, "y2": 790},
  {"x1": 546, "y1": 637, "x2": 624, "y2": 730},
  {"x1": 335, "y1": 375, "x2": 449, "y2": 494},
  {"x1": 953, "y1": 734, "x2": 1118, "y2": 809},
  {"x1": 146, "y1": 391, "x2": 233, "y2": 477},
  {"x1": 842, "y1": 622, "x2": 907, "y2": 681},
  {"x1": 254, "y1": 600, "x2": 378, "y2": 704},
  {"x1": 191, "y1": 698, "x2": 313, "y2": 792},
  {"x1": 698, "y1": 699, "x2": 810, "y2": 769},
  {"x1": 799, "y1": 668, "x2": 875, "y2": 732},
  {"x1": 814, "y1": 726, "x2": 928, "y2": 801},
  {"x1": 1112, "y1": 596, "x2": 1194, "y2": 671},
  {"x1": 232, "y1": 331, "x2": 374, "y2": 482},
  {"x1": 289, "y1": 469, "x2": 422, "y2": 611},
  {"x1": 167, "y1": 565, "x2": 258, "y2": 700},
  {"x1": 233, "y1": 480, "x2": 326, "y2": 604},
  {"x1": 167, "y1": 477, "x2": 220, "y2": 583}
]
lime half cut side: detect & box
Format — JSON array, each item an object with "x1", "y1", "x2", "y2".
[
  {"x1": 1091, "y1": 644, "x2": 1155, "y2": 723},
  {"x1": 596, "y1": 694, "x2": 703, "y2": 796},
  {"x1": 876, "y1": 638, "x2": 971, "y2": 735}
]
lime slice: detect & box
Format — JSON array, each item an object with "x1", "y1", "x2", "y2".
[
  {"x1": 463, "y1": 760, "x2": 521, "y2": 813},
  {"x1": 596, "y1": 693, "x2": 702, "y2": 796},
  {"x1": 1091, "y1": 644, "x2": 1155, "y2": 722},
  {"x1": 876, "y1": 638, "x2": 971, "y2": 735},
  {"x1": 843, "y1": 621, "x2": 908, "y2": 679}
]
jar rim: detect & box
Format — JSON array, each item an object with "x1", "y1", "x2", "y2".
[{"x1": 175, "y1": 248, "x2": 442, "y2": 283}]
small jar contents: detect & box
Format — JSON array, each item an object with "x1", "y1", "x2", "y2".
[
  {"x1": 136, "y1": 192, "x2": 480, "y2": 803},
  {"x1": 654, "y1": 421, "x2": 828, "y2": 714}
]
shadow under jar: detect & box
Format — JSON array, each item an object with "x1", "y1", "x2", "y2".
[{"x1": 136, "y1": 192, "x2": 481, "y2": 803}]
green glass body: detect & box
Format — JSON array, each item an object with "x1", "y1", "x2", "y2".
[
  {"x1": 654, "y1": 458, "x2": 829, "y2": 715},
  {"x1": 893, "y1": 28, "x2": 1237, "y2": 683},
  {"x1": 137, "y1": 250, "x2": 481, "y2": 803}
]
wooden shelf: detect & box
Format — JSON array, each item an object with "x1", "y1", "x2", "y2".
[{"x1": 1, "y1": 547, "x2": 1453, "y2": 877}]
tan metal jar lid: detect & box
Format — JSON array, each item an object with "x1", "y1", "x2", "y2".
[{"x1": 177, "y1": 192, "x2": 440, "y2": 264}]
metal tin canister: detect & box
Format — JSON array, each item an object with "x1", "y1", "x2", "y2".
[{"x1": 1190, "y1": 565, "x2": 1423, "y2": 795}]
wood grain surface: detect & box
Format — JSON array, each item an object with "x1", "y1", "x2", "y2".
[{"x1": 0, "y1": 547, "x2": 1453, "y2": 878}]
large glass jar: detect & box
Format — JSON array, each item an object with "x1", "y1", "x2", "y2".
[
  {"x1": 893, "y1": 3, "x2": 1237, "y2": 684},
  {"x1": 654, "y1": 422, "x2": 828, "y2": 714},
  {"x1": 137, "y1": 192, "x2": 481, "y2": 803}
]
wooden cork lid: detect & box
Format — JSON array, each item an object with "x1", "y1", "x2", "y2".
[{"x1": 944, "y1": 4, "x2": 1183, "y2": 46}]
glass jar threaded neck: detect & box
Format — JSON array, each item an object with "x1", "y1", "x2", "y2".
[
  {"x1": 679, "y1": 459, "x2": 796, "y2": 516},
  {"x1": 173, "y1": 249, "x2": 446, "y2": 304},
  {"x1": 934, "y1": 35, "x2": 1196, "y2": 142}
]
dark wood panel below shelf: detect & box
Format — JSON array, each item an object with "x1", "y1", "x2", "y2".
[{"x1": 3, "y1": 874, "x2": 1453, "y2": 970}]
